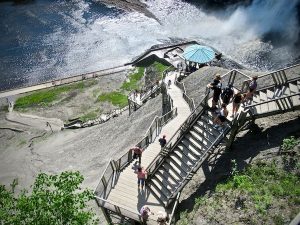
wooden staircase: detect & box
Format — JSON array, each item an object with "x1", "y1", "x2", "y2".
[
  {"x1": 146, "y1": 69, "x2": 300, "y2": 208},
  {"x1": 146, "y1": 108, "x2": 231, "y2": 207}
]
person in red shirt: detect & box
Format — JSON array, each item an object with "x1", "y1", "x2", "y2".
[
  {"x1": 136, "y1": 166, "x2": 147, "y2": 189},
  {"x1": 130, "y1": 146, "x2": 144, "y2": 165}
]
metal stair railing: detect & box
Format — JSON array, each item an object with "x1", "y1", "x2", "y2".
[
  {"x1": 165, "y1": 123, "x2": 232, "y2": 206},
  {"x1": 146, "y1": 90, "x2": 211, "y2": 178},
  {"x1": 257, "y1": 63, "x2": 300, "y2": 86},
  {"x1": 174, "y1": 79, "x2": 195, "y2": 111},
  {"x1": 240, "y1": 64, "x2": 300, "y2": 94},
  {"x1": 245, "y1": 92, "x2": 300, "y2": 111},
  {"x1": 114, "y1": 107, "x2": 178, "y2": 172}
]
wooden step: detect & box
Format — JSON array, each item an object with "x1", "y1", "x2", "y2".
[
  {"x1": 201, "y1": 114, "x2": 214, "y2": 125},
  {"x1": 165, "y1": 158, "x2": 188, "y2": 178},
  {"x1": 156, "y1": 169, "x2": 179, "y2": 187},
  {"x1": 195, "y1": 121, "x2": 220, "y2": 138},
  {"x1": 181, "y1": 138, "x2": 204, "y2": 157},
  {"x1": 193, "y1": 124, "x2": 215, "y2": 142},
  {"x1": 189, "y1": 130, "x2": 211, "y2": 146},
  {"x1": 151, "y1": 177, "x2": 173, "y2": 196},
  {"x1": 148, "y1": 181, "x2": 168, "y2": 205},
  {"x1": 176, "y1": 144, "x2": 200, "y2": 162},
  {"x1": 161, "y1": 161, "x2": 183, "y2": 182},
  {"x1": 185, "y1": 133, "x2": 208, "y2": 152},
  {"x1": 169, "y1": 154, "x2": 192, "y2": 174},
  {"x1": 173, "y1": 148, "x2": 196, "y2": 165},
  {"x1": 274, "y1": 87, "x2": 282, "y2": 98}
]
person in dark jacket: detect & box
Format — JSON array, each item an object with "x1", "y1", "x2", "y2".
[
  {"x1": 159, "y1": 135, "x2": 167, "y2": 148},
  {"x1": 221, "y1": 84, "x2": 234, "y2": 105},
  {"x1": 207, "y1": 74, "x2": 222, "y2": 110}
]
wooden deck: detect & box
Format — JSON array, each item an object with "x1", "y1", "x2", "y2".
[{"x1": 106, "y1": 71, "x2": 191, "y2": 222}]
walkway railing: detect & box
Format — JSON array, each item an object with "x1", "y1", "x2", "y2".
[
  {"x1": 94, "y1": 106, "x2": 178, "y2": 223},
  {"x1": 174, "y1": 79, "x2": 195, "y2": 111}
]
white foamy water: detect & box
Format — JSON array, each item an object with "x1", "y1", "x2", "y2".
[{"x1": 0, "y1": 0, "x2": 299, "y2": 90}]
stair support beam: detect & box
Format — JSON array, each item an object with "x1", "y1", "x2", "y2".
[{"x1": 225, "y1": 111, "x2": 247, "y2": 151}]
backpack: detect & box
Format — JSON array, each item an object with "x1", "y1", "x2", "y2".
[{"x1": 221, "y1": 86, "x2": 233, "y2": 99}]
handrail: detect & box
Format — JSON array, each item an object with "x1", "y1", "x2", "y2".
[
  {"x1": 93, "y1": 159, "x2": 113, "y2": 193},
  {"x1": 175, "y1": 79, "x2": 195, "y2": 111},
  {"x1": 146, "y1": 63, "x2": 300, "y2": 178},
  {"x1": 94, "y1": 196, "x2": 159, "y2": 223},
  {"x1": 257, "y1": 63, "x2": 300, "y2": 79},
  {"x1": 166, "y1": 124, "x2": 231, "y2": 204},
  {"x1": 244, "y1": 92, "x2": 300, "y2": 109},
  {"x1": 168, "y1": 192, "x2": 181, "y2": 225},
  {"x1": 146, "y1": 89, "x2": 211, "y2": 176},
  {"x1": 0, "y1": 65, "x2": 128, "y2": 95}
]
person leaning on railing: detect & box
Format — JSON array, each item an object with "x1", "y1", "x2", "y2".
[{"x1": 244, "y1": 76, "x2": 258, "y2": 103}]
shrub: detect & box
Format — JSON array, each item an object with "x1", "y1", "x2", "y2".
[
  {"x1": 0, "y1": 171, "x2": 98, "y2": 225},
  {"x1": 281, "y1": 136, "x2": 299, "y2": 151}
]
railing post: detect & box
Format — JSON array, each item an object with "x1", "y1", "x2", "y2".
[
  {"x1": 101, "y1": 207, "x2": 113, "y2": 225},
  {"x1": 102, "y1": 177, "x2": 107, "y2": 188},
  {"x1": 226, "y1": 111, "x2": 247, "y2": 150}
]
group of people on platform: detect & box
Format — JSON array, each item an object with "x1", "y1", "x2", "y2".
[
  {"x1": 128, "y1": 73, "x2": 258, "y2": 224},
  {"x1": 207, "y1": 73, "x2": 258, "y2": 130},
  {"x1": 129, "y1": 134, "x2": 168, "y2": 224}
]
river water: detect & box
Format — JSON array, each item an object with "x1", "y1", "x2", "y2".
[{"x1": 0, "y1": 0, "x2": 299, "y2": 91}]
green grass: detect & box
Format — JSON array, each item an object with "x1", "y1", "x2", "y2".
[
  {"x1": 97, "y1": 91, "x2": 128, "y2": 108},
  {"x1": 121, "y1": 67, "x2": 145, "y2": 91},
  {"x1": 152, "y1": 61, "x2": 170, "y2": 76},
  {"x1": 14, "y1": 81, "x2": 95, "y2": 109},
  {"x1": 216, "y1": 161, "x2": 300, "y2": 213},
  {"x1": 79, "y1": 111, "x2": 99, "y2": 122}
]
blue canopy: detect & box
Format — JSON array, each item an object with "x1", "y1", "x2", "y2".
[{"x1": 183, "y1": 45, "x2": 215, "y2": 64}]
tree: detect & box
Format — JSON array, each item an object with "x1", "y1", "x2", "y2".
[{"x1": 0, "y1": 171, "x2": 98, "y2": 225}]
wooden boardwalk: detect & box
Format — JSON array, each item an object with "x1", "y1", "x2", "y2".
[{"x1": 106, "y1": 71, "x2": 191, "y2": 222}]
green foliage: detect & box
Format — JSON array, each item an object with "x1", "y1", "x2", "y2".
[
  {"x1": 178, "y1": 210, "x2": 189, "y2": 225},
  {"x1": 80, "y1": 111, "x2": 99, "y2": 122},
  {"x1": 281, "y1": 136, "x2": 299, "y2": 151},
  {"x1": 217, "y1": 161, "x2": 300, "y2": 214},
  {"x1": 121, "y1": 67, "x2": 145, "y2": 91},
  {"x1": 0, "y1": 171, "x2": 98, "y2": 225},
  {"x1": 97, "y1": 91, "x2": 128, "y2": 108},
  {"x1": 152, "y1": 61, "x2": 170, "y2": 77},
  {"x1": 195, "y1": 196, "x2": 207, "y2": 208},
  {"x1": 15, "y1": 82, "x2": 89, "y2": 109}
]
